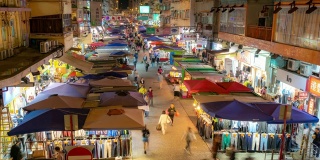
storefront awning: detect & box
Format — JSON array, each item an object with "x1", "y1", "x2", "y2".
[
  {"x1": 0, "y1": 47, "x2": 61, "y2": 88},
  {"x1": 58, "y1": 54, "x2": 94, "y2": 73}
]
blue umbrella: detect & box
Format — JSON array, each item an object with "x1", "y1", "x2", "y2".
[
  {"x1": 251, "y1": 103, "x2": 319, "y2": 124},
  {"x1": 8, "y1": 108, "x2": 89, "y2": 136},
  {"x1": 147, "y1": 36, "x2": 163, "y2": 41},
  {"x1": 110, "y1": 51, "x2": 130, "y2": 56},
  {"x1": 201, "y1": 100, "x2": 273, "y2": 121}
]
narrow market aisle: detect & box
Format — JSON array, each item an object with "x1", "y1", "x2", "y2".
[{"x1": 129, "y1": 50, "x2": 213, "y2": 160}]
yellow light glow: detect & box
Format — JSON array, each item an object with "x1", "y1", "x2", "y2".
[
  {"x1": 193, "y1": 103, "x2": 196, "y2": 107},
  {"x1": 172, "y1": 66, "x2": 177, "y2": 70},
  {"x1": 196, "y1": 106, "x2": 200, "y2": 110}
]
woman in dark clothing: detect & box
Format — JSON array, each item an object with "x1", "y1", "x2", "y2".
[{"x1": 10, "y1": 141, "x2": 23, "y2": 160}]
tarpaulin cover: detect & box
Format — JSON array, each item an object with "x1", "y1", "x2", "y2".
[
  {"x1": 183, "y1": 79, "x2": 228, "y2": 94},
  {"x1": 39, "y1": 83, "x2": 90, "y2": 98},
  {"x1": 138, "y1": 26, "x2": 146, "y2": 31},
  {"x1": 200, "y1": 100, "x2": 273, "y2": 121},
  {"x1": 89, "y1": 78, "x2": 132, "y2": 87},
  {"x1": 100, "y1": 91, "x2": 147, "y2": 107},
  {"x1": 83, "y1": 108, "x2": 145, "y2": 130},
  {"x1": 251, "y1": 103, "x2": 319, "y2": 124},
  {"x1": 8, "y1": 108, "x2": 89, "y2": 135},
  {"x1": 81, "y1": 72, "x2": 128, "y2": 80},
  {"x1": 23, "y1": 94, "x2": 85, "y2": 111},
  {"x1": 216, "y1": 82, "x2": 252, "y2": 93},
  {"x1": 153, "y1": 45, "x2": 170, "y2": 50},
  {"x1": 110, "y1": 40, "x2": 127, "y2": 44}
]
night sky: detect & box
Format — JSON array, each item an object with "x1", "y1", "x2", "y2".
[{"x1": 119, "y1": 0, "x2": 129, "y2": 9}]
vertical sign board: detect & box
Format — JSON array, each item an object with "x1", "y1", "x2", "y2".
[
  {"x1": 146, "y1": 27, "x2": 155, "y2": 35},
  {"x1": 64, "y1": 115, "x2": 79, "y2": 130},
  {"x1": 279, "y1": 105, "x2": 292, "y2": 120},
  {"x1": 90, "y1": 0, "x2": 102, "y2": 26}
]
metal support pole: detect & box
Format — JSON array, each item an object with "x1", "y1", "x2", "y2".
[
  {"x1": 70, "y1": 115, "x2": 74, "y2": 146},
  {"x1": 279, "y1": 105, "x2": 287, "y2": 160}
]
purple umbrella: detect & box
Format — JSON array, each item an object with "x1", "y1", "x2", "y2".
[
  {"x1": 251, "y1": 103, "x2": 319, "y2": 124},
  {"x1": 40, "y1": 83, "x2": 90, "y2": 98},
  {"x1": 201, "y1": 100, "x2": 273, "y2": 121},
  {"x1": 100, "y1": 91, "x2": 147, "y2": 107}
]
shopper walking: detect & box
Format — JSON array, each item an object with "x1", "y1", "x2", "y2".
[
  {"x1": 143, "y1": 54, "x2": 148, "y2": 63},
  {"x1": 173, "y1": 82, "x2": 181, "y2": 100},
  {"x1": 142, "y1": 126, "x2": 150, "y2": 154},
  {"x1": 10, "y1": 141, "x2": 22, "y2": 160},
  {"x1": 139, "y1": 85, "x2": 147, "y2": 97},
  {"x1": 144, "y1": 95, "x2": 150, "y2": 117},
  {"x1": 167, "y1": 103, "x2": 177, "y2": 126},
  {"x1": 54, "y1": 146, "x2": 64, "y2": 160},
  {"x1": 158, "y1": 66, "x2": 163, "y2": 74},
  {"x1": 147, "y1": 87, "x2": 154, "y2": 107},
  {"x1": 182, "y1": 127, "x2": 196, "y2": 154},
  {"x1": 157, "y1": 73, "x2": 164, "y2": 89},
  {"x1": 158, "y1": 110, "x2": 171, "y2": 135},
  {"x1": 313, "y1": 128, "x2": 320, "y2": 158},
  {"x1": 134, "y1": 70, "x2": 139, "y2": 82},
  {"x1": 140, "y1": 77, "x2": 145, "y2": 85},
  {"x1": 151, "y1": 54, "x2": 156, "y2": 67},
  {"x1": 145, "y1": 61, "x2": 150, "y2": 72}
]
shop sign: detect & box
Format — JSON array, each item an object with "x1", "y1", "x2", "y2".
[
  {"x1": 171, "y1": 27, "x2": 179, "y2": 35},
  {"x1": 307, "y1": 76, "x2": 320, "y2": 97},
  {"x1": 253, "y1": 55, "x2": 267, "y2": 71},
  {"x1": 137, "y1": 16, "x2": 148, "y2": 21},
  {"x1": 155, "y1": 28, "x2": 163, "y2": 35},
  {"x1": 90, "y1": 1, "x2": 102, "y2": 26},
  {"x1": 276, "y1": 68, "x2": 308, "y2": 91},
  {"x1": 146, "y1": 27, "x2": 155, "y2": 34},
  {"x1": 181, "y1": 33, "x2": 197, "y2": 41},
  {"x1": 163, "y1": 27, "x2": 171, "y2": 35},
  {"x1": 308, "y1": 98, "x2": 315, "y2": 115},
  {"x1": 298, "y1": 92, "x2": 308, "y2": 100},
  {"x1": 236, "y1": 51, "x2": 254, "y2": 65},
  {"x1": 2, "y1": 87, "x2": 22, "y2": 106}
]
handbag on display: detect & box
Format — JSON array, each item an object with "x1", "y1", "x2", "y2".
[{"x1": 156, "y1": 124, "x2": 162, "y2": 131}]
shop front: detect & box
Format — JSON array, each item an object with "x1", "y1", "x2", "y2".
[
  {"x1": 272, "y1": 68, "x2": 308, "y2": 108},
  {"x1": 235, "y1": 50, "x2": 255, "y2": 85},
  {"x1": 251, "y1": 53, "x2": 271, "y2": 94}
]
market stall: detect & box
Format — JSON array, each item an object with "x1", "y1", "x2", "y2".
[
  {"x1": 165, "y1": 66, "x2": 182, "y2": 84},
  {"x1": 192, "y1": 95, "x2": 318, "y2": 157},
  {"x1": 181, "y1": 79, "x2": 228, "y2": 98}
]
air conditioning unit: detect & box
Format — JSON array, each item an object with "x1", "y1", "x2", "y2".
[
  {"x1": 311, "y1": 64, "x2": 320, "y2": 73},
  {"x1": 300, "y1": 63, "x2": 312, "y2": 77},
  {"x1": 0, "y1": 50, "x2": 7, "y2": 60},
  {"x1": 287, "y1": 59, "x2": 300, "y2": 71},
  {"x1": 40, "y1": 41, "x2": 50, "y2": 53},
  {"x1": 7, "y1": 48, "x2": 14, "y2": 57}
]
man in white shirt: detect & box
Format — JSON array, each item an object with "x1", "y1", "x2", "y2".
[{"x1": 173, "y1": 83, "x2": 180, "y2": 100}]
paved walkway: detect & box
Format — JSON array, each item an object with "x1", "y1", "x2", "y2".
[
  {"x1": 129, "y1": 50, "x2": 212, "y2": 160},
  {"x1": 127, "y1": 49, "x2": 296, "y2": 160}
]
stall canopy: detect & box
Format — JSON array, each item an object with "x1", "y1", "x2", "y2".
[
  {"x1": 201, "y1": 100, "x2": 273, "y2": 121},
  {"x1": 40, "y1": 83, "x2": 90, "y2": 98},
  {"x1": 81, "y1": 72, "x2": 128, "y2": 80},
  {"x1": 153, "y1": 45, "x2": 171, "y2": 50},
  {"x1": 83, "y1": 108, "x2": 145, "y2": 130},
  {"x1": 23, "y1": 94, "x2": 85, "y2": 111},
  {"x1": 89, "y1": 77, "x2": 132, "y2": 87},
  {"x1": 109, "y1": 40, "x2": 127, "y2": 44},
  {"x1": 106, "y1": 43, "x2": 127, "y2": 47},
  {"x1": 99, "y1": 91, "x2": 147, "y2": 107},
  {"x1": 58, "y1": 54, "x2": 94, "y2": 73},
  {"x1": 183, "y1": 79, "x2": 228, "y2": 94},
  {"x1": 193, "y1": 95, "x2": 270, "y2": 104},
  {"x1": 147, "y1": 36, "x2": 163, "y2": 41},
  {"x1": 8, "y1": 108, "x2": 89, "y2": 136},
  {"x1": 216, "y1": 82, "x2": 252, "y2": 93},
  {"x1": 251, "y1": 103, "x2": 319, "y2": 124},
  {"x1": 110, "y1": 51, "x2": 131, "y2": 57}
]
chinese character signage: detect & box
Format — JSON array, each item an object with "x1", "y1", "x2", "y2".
[
  {"x1": 308, "y1": 98, "x2": 315, "y2": 115},
  {"x1": 298, "y1": 92, "x2": 308, "y2": 100},
  {"x1": 90, "y1": 1, "x2": 102, "y2": 26},
  {"x1": 181, "y1": 33, "x2": 197, "y2": 41},
  {"x1": 307, "y1": 76, "x2": 320, "y2": 97},
  {"x1": 146, "y1": 27, "x2": 155, "y2": 34}
]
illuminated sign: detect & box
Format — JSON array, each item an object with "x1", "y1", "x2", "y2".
[
  {"x1": 308, "y1": 98, "x2": 314, "y2": 115},
  {"x1": 139, "y1": 6, "x2": 150, "y2": 14},
  {"x1": 308, "y1": 76, "x2": 320, "y2": 97}
]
